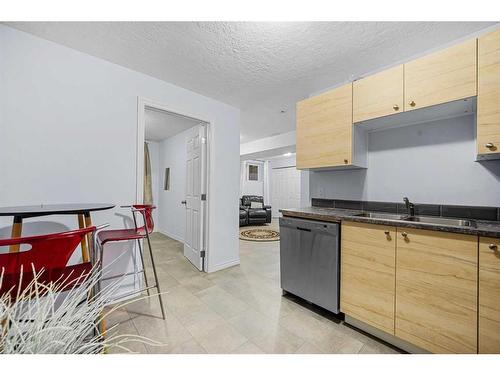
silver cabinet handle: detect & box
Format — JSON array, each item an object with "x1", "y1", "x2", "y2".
[
  {"x1": 181, "y1": 200, "x2": 187, "y2": 205},
  {"x1": 485, "y1": 143, "x2": 495, "y2": 149},
  {"x1": 489, "y1": 243, "x2": 498, "y2": 251}
]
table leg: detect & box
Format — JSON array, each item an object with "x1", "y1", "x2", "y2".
[
  {"x1": 78, "y1": 214, "x2": 90, "y2": 262},
  {"x1": 84, "y1": 212, "x2": 93, "y2": 262},
  {"x1": 9, "y1": 216, "x2": 22, "y2": 253}
]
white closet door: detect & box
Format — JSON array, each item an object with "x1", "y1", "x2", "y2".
[{"x1": 271, "y1": 167, "x2": 301, "y2": 218}]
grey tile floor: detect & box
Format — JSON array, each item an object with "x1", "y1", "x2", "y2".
[{"x1": 107, "y1": 220, "x2": 401, "y2": 354}]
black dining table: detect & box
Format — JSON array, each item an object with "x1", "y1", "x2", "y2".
[{"x1": 0, "y1": 203, "x2": 115, "y2": 259}]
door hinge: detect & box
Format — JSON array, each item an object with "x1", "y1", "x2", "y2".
[
  {"x1": 201, "y1": 194, "x2": 207, "y2": 201},
  {"x1": 200, "y1": 250, "x2": 206, "y2": 258}
]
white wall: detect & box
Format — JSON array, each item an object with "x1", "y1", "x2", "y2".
[
  {"x1": 156, "y1": 126, "x2": 196, "y2": 242},
  {"x1": 0, "y1": 25, "x2": 240, "y2": 273},
  {"x1": 310, "y1": 115, "x2": 500, "y2": 206}
]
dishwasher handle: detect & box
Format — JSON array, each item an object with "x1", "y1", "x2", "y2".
[{"x1": 296, "y1": 226, "x2": 312, "y2": 232}]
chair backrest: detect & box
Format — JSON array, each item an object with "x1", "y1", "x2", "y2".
[
  {"x1": 241, "y1": 195, "x2": 264, "y2": 207},
  {"x1": 0, "y1": 227, "x2": 95, "y2": 296},
  {"x1": 133, "y1": 204, "x2": 155, "y2": 234}
]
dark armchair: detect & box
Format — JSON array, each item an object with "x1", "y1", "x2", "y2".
[{"x1": 239, "y1": 195, "x2": 272, "y2": 226}]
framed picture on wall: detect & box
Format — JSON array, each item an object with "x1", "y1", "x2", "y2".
[{"x1": 248, "y1": 164, "x2": 259, "y2": 181}]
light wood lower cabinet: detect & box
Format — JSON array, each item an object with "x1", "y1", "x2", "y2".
[
  {"x1": 478, "y1": 29, "x2": 500, "y2": 156},
  {"x1": 296, "y1": 83, "x2": 353, "y2": 169},
  {"x1": 395, "y1": 228, "x2": 478, "y2": 353},
  {"x1": 341, "y1": 222, "x2": 396, "y2": 335},
  {"x1": 404, "y1": 39, "x2": 477, "y2": 111},
  {"x1": 479, "y1": 236, "x2": 500, "y2": 353}
]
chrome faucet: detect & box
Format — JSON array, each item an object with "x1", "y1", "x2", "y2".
[{"x1": 403, "y1": 197, "x2": 415, "y2": 217}]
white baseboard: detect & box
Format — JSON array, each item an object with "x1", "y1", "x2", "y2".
[
  {"x1": 155, "y1": 228, "x2": 184, "y2": 243},
  {"x1": 207, "y1": 258, "x2": 240, "y2": 273}
]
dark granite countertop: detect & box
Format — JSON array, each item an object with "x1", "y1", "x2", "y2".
[{"x1": 280, "y1": 207, "x2": 500, "y2": 238}]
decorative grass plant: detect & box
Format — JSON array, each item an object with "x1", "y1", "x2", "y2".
[{"x1": 0, "y1": 264, "x2": 158, "y2": 354}]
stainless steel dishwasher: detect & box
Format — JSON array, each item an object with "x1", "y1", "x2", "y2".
[{"x1": 279, "y1": 216, "x2": 340, "y2": 313}]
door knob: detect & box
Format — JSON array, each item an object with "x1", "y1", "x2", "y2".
[
  {"x1": 393, "y1": 104, "x2": 400, "y2": 111},
  {"x1": 181, "y1": 200, "x2": 187, "y2": 205},
  {"x1": 409, "y1": 100, "x2": 416, "y2": 107},
  {"x1": 489, "y1": 243, "x2": 498, "y2": 251}
]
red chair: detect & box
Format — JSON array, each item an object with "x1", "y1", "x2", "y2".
[
  {"x1": 0, "y1": 226, "x2": 97, "y2": 299},
  {"x1": 97, "y1": 204, "x2": 165, "y2": 319}
]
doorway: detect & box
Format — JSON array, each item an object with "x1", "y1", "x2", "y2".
[{"x1": 136, "y1": 98, "x2": 210, "y2": 271}]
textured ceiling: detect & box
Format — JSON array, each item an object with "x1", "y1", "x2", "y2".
[
  {"x1": 145, "y1": 108, "x2": 200, "y2": 142},
  {"x1": 5, "y1": 22, "x2": 498, "y2": 142}
]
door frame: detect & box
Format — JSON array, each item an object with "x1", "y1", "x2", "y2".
[{"x1": 136, "y1": 96, "x2": 211, "y2": 272}]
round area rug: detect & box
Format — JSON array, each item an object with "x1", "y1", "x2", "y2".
[{"x1": 239, "y1": 228, "x2": 280, "y2": 242}]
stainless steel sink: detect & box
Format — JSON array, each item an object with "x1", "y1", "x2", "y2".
[
  {"x1": 354, "y1": 212, "x2": 408, "y2": 220},
  {"x1": 403, "y1": 216, "x2": 475, "y2": 227}
]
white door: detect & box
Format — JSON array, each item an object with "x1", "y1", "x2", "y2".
[
  {"x1": 183, "y1": 124, "x2": 207, "y2": 271},
  {"x1": 271, "y1": 167, "x2": 301, "y2": 218}
]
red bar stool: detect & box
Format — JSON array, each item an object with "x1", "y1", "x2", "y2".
[
  {"x1": 0, "y1": 226, "x2": 98, "y2": 300},
  {"x1": 96, "y1": 204, "x2": 165, "y2": 320}
]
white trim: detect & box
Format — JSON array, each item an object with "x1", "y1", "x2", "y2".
[
  {"x1": 136, "y1": 96, "x2": 212, "y2": 273},
  {"x1": 207, "y1": 258, "x2": 240, "y2": 273}
]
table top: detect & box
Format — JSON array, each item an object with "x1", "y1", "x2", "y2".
[{"x1": 0, "y1": 203, "x2": 116, "y2": 218}]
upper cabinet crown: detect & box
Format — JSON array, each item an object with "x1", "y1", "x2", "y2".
[
  {"x1": 404, "y1": 39, "x2": 477, "y2": 111},
  {"x1": 478, "y1": 29, "x2": 500, "y2": 156},
  {"x1": 296, "y1": 83, "x2": 354, "y2": 169},
  {"x1": 353, "y1": 65, "x2": 404, "y2": 123}
]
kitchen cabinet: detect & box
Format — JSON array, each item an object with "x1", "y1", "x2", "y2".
[
  {"x1": 353, "y1": 65, "x2": 404, "y2": 123},
  {"x1": 296, "y1": 83, "x2": 356, "y2": 169},
  {"x1": 479, "y1": 236, "x2": 500, "y2": 353},
  {"x1": 341, "y1": 222, "x2": 396, "y2": 335},
  {"x1": 395, "y1": 228, "x2": 478, "y2": 353},
  {"x1": 404, "y1": 39, "x2": 477, "y2": 112},
  {"x1": 478, "y1": 29, "x2": 500, "y2": 156}
]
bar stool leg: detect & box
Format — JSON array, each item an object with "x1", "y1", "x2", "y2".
[
  {"x1": 145, "y1": 232, "x2": 166, "y2": 320},
  {"x1": 78, "y1": 214, "x2": 89, "y2": 262},
  {"x1": 136, "y1": 239, "x2": 151, "y2": 296}
]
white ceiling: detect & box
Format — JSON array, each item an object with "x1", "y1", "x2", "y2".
[
  {"x1": 145, "y1": 107, "x2": 200, "y2": 141},
  {"x1": 5, "y1": 22, "x2": 498, "y2": 142}
]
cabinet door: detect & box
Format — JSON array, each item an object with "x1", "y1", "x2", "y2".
[
  {"x1": 353, "y1": 65, "x2": 404, "y2": 123},
  {"x1": 341, "y1": 222, "x2": 396, "y2": 334},
  {"x1": 478, "y1": 29, "x2": 500, "y2": 155},
  {"x1": 296, "y1": 83, "x2": 352, "y2": 169},
  {"x1": 395, "y1": 228, "x2": 477, "y2": 353},
  {"x1": 479, "y1": 236, "x2": 500, "y2": 353},
  {"x1": 404, "y1": 39, "x2": 477, "y2": 111}
]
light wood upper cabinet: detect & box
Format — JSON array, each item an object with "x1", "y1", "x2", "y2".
[
  {"x1": 479, "y1": 236, "x2": 500, "y2": 353},
  {"x1": 395, "y1": 228, "x2": 478, "y2": 353},
  {"x1": 296, "y1": 83, "x2": 353, "y2": 169},
  {"x1": 341, "y1": 222, "x2": 396, "y2": 335},
  {"x1": 353, "y1": 65, "x2": 404, "y2": 123},
  {"x1": 404, "y1": 39, "x2": 477, "y2": 111},
  {"x1": 478, "y1": 29, "x2": 500, "y2": 155}
]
